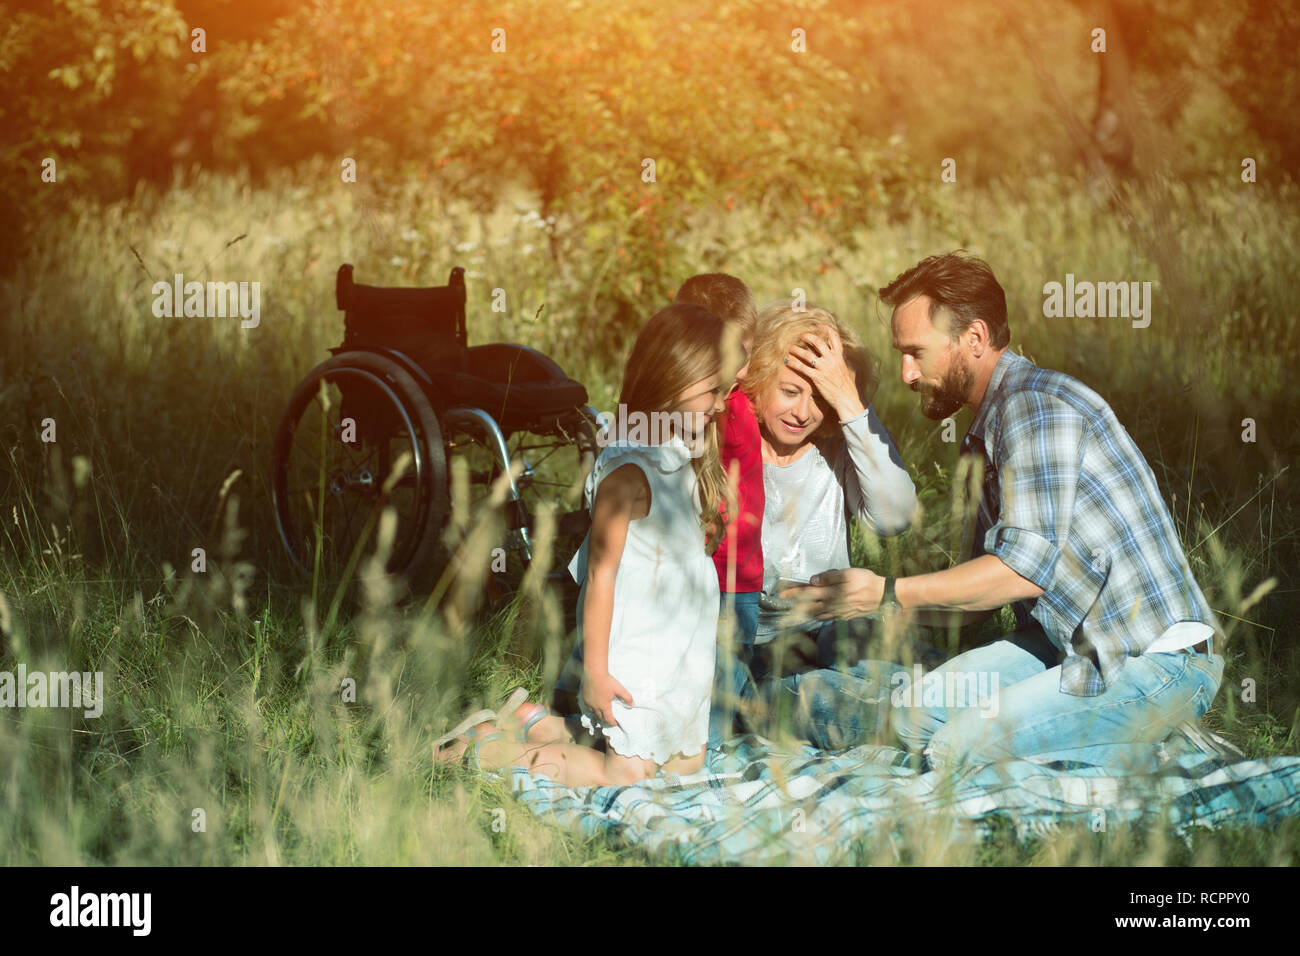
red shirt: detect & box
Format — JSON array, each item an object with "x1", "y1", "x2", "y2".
[{"x1": 712, "y1": 387, "x2": 764, "y2": 592}]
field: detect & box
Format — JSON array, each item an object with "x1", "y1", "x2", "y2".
[{"x1": 1, "y1": 162, "x2": 1296, "y2": 865}]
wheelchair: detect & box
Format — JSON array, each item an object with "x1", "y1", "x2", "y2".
[{"x1": 270, "y1": 264, "x2": 600, "y2": 594}]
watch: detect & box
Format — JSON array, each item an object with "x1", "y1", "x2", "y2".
[{"x1": 880, "y1": 576, "x2": 902, "y2": 612}]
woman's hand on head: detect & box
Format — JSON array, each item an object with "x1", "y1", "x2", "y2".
[
  {"x1": 785, "y1": 324, "x2": 866, "y2": 423},
  {"x1": 582, "y1": 669, "x2": 634, "y2": 727}
]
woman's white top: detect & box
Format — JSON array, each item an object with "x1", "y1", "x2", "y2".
[
  {"x1": 755, "y1": 406, "x2": 916, "y2": 643},
  {"x1": 566, "y1": 435, "x2": 718, "y2": 763}
]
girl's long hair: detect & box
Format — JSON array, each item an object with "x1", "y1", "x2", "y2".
[{"x1": 619, "y1": 303, "x2": 736, "y2": 554}]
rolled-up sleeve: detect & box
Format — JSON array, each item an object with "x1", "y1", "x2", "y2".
[
  {"x1": 986, "y1": 526, "x2": 1060, "y2": 590},
  {"x1": 838, "y1": 406, "x2": 917, "y2": 536},
  {"x1": 983, "y1": 392, "x2": 1087, "y2": 590}
]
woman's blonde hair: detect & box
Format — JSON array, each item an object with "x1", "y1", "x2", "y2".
[
  {"x1": 619, "y1": 303, "x2": 736, "y2": 554},
  {"x1": 742, "y1": 302, "x2": 879, "y2": 441}
]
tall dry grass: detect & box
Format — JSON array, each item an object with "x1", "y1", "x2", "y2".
[{"x1": 0, "y1": 166, "x2": 1296, "y2": 863}]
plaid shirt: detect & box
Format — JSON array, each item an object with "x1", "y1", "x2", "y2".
[{"x1": 963, "y1": 351, "x2": 1220, "y2": 697}]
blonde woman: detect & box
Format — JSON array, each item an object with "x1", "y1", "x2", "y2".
[
  {"x1": 743, "y1": 302, "x2": 916, "y2": 650},
  {"x1": 711, "y1": 301, "x2": 922, "y2": 748}
]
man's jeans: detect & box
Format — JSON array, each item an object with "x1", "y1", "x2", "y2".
[
  {"x1": 891, "y1": 628, "x2": 1224, "y2": 773},
  {"x1": 746, "y1": 617, "x2": 946, "y2": 752},
  {"x1": 709, "y1": 592, "x2": 760, "y2": 751},
  {"x1": 760, "y1": 657, "x2": 907, "y2": 750}
]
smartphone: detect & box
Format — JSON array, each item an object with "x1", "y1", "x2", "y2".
[{"x1": 761, "y1": 576, "x2": 811, "y2": 612}]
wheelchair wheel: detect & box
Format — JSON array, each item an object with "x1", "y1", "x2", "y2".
[
  {"x1": 443, "y1": 406, "x2": 598, "y2": 587},
  {"x1": 271, "y1": 352, "x2": 448, "y2": 583}
]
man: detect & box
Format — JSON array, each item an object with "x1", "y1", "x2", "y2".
[{"x1": 795, "y1": 252, "x2": 1223, "y2": 771}]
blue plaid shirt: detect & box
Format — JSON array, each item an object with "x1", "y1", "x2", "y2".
[{"x1": 963, "y1": 351, "x2": 1220, "y2": 697}]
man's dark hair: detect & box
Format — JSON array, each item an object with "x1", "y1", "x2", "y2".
[
  {"x1": 675, "y1": 273, "x2": 757, "y2": 337},
  {"x1": 878, "y1": 251, "x2": 1010, "y2": 349}
]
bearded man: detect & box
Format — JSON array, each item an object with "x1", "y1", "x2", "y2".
[{"x1": 796, "y1": 252, "x2": 1224, "y2": 771}]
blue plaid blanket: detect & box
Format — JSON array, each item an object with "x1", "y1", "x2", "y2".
[{"x1": 500, "y1": 735, "x2": 1300, "y2": 865}]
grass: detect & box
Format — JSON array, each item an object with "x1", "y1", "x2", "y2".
[{"x1": 0, "y1": 164, "x2": 1297, "y2": 864}]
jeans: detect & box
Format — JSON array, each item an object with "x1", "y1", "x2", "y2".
[
  {"x1": 891, "y1": 628, "x2": 1224, "y2": 773},
  {"x1": 742, "y1": 617, "x2": 946, "y2": 751},
  {"x1": 761, "y1": 658, "x2": 908, "y2": 750},
  {"x1": 708, "y1": 592, "x2": 760, "y2": 750}
]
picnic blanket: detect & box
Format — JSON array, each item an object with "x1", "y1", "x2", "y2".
[{"x1": 500, "y1": 735, "x2": 1300, "y2": 865}]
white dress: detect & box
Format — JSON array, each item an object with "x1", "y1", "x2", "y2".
[{"x1": 566, "y1": 436, "x2": 719, "y2": 764}]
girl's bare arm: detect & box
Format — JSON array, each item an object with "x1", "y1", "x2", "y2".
[{"x1": 581, "y1": 463, "x2": 651, "y2": 723}]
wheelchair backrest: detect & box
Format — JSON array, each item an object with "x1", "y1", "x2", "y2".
[{"x1": 336, "y1": 264, "x2": 467, "y2": 370}]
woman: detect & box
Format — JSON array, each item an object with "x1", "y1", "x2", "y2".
[
  {"x1": 744, "y1": 301, "x2": 915, "y2": 662},
  {"x1": 728, "y1": 301, "x2": 921, "y2": 749}
]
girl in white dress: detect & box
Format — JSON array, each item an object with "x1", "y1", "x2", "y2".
[{"x1": 464, "y1": 303, "x2": 737, "y2": 785}]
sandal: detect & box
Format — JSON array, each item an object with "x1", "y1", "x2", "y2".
[
  {"x1": 432, "y1": 708, "x2": 497, "y2": 753},
  {"x1": 496, "y1": 688, "x2": 553, "y2": 743},
  {"x1": 496, "y1": 688, "x2": 529, "y2": 722},
  {"x1": 463, "y1": 723, "x2": 509, "y2": 772},
  {"x1": 434, "y1": 719, "x2": 507, "y2": 770},
  {"x1": 509, "y1": 703, "x2": 550, "y2": 742},
  {"x1": 495, "y1": 689, "x2": 552, "y2": 743}
]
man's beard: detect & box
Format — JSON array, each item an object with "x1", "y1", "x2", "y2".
[{"x1": 916, "y1": 354, "x2": 974, "y2": 420}]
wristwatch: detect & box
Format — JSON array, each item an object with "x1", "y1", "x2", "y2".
[{"x1": 880, "y1": 576, "x2": 902, "y2": 612}]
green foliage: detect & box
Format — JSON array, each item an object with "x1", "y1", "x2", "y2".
[
  {"x1": 1218, "y1": 0, "x2": 1300, "y2": 170},
  {"x1": 215, "y1": 0, "x2": 919, "y2": 352},
  {"x1": 0, "y1": 0, "x2": 191, "y2": 255},
  {"x1": 8, "y1": 0, "x2": 1294, "y2": 277}
]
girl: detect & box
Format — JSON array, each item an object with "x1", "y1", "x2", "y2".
[{"x1": 439, "y1": 303, "x2": 734, "y2": 785}]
